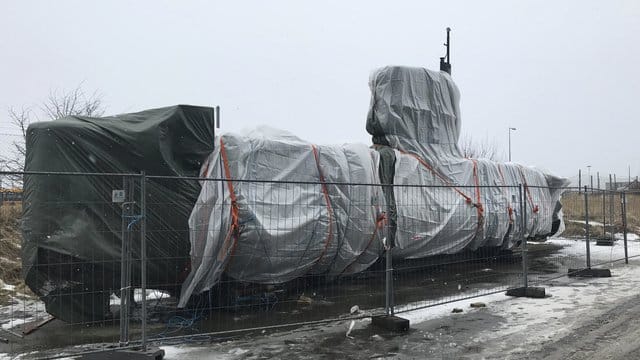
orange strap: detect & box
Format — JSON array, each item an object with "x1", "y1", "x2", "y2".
[
  {"x1": 396, "y1": 149, "x2": 474, "y2": 205},
  {"x1": 497, "y1": 164, "x2": 514, "y2": 224},
  {"x1": 339, "y1": 212, "x2": 387, "y2": 276},
  {"x1": 200, "y1": 163, "x2": 209, "y2": 178},
  {"x1": 471, "y1": 159, "x2": 484, "y2": 216},
  {"x1": 470, "y1": 159, "x2": 485, "y2": 238},
  {"x1": 218, "y1": 138, "x2": 241, "y2": 263},
  {"x1": 517, "y1": 166, "x2": 539, "y2": 214},
  {"x1": 311, "y1": 145, "x2": 335, "y2": 267}
]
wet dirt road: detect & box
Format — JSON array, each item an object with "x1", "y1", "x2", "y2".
[
  {"x1": 155, "y1": 259, "x2": 640, "y2": 360},
  {"x1": 531, "y1": 294, "x2": 640, "y2": 360}
]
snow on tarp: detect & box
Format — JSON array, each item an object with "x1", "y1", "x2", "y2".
[
  {"x1": 179, "y1": 66, "x2": 569, "y2": 305},
  {"x1": 179, "y1": 128, "x2": 386, "y2": 306}
]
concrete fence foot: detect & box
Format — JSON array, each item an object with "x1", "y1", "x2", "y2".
[
  {"x1": 372, "y1": 315, "x2": 410, "y2": 332},
  {"x1": 78, "y1": 346, "x2": 164, "y2": 360},
  {"x1": 568, "y1": 268, "x2": 611, "y2": 277},
  {"x1": 505, "y1": 286, "x2": 546, "y2": 298}
]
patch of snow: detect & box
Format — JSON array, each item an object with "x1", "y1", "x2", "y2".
[
  {"x1": 397, "y1": 291, "x2": 507, "y2": 324},
  {"x1": 110, "y1": 289, "x2": 170, "y2": 305},
  {"x1": 228, "y1": 348, "x2": 249, "y2": 356},
  {"x1": 109, "y1": 293, "x2": 120, "y2": 305},
  {"x1": 547, "y1": 237, "x2": 636, "y2": 264},
  {"x1": 1, "y1": 317, "x2": 31, "y2": 330},
  {"x1": 2, "y1": 284, "x2": 15, "y2": 292},
  {"x1": 0, "y1": 294, "x2": 47, "y2": 331},
  {"x1": 161, "y1": 345, "x2": 233, "y2": 360},
  {"x1": 391, "y1": 257, "x2": 640, "y2": 358},
  {"x1": 614, "y1": 232, "x2": 640, "y2": 241},
  {"x1": 566, "y1": 219, "x2": 606, "y2": 227},
  {"x1": 38, "y1": 280, "x2": 78, "y2": 297},
  {"x1": 0, "y1": 256, "x2": 19, "y2": 264},
  {"x1": 136, "y1": 289, "x2": 169, "y2": 302},
  {"x1": 473, "y1": 261, "x2": 640, "y2": 358}
]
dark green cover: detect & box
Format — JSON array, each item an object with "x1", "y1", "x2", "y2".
[{"x1": 22, "y1": 105, "x2": 215, "y2": 322}]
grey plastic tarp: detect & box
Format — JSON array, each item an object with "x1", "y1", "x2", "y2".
[
  {"x1": 179, "y1": 127, "x2": 386, "y2": 306},
  {"x1": 179, "y1": 66, "x2": 569, "y2": 306},
  {"x1": 367, "y1": 66, "x2": 569, "y2": 259},
  {"x1": 390, "y1": 153, "x2": 565, "y2": 260}
]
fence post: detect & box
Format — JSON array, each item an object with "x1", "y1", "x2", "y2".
[
  {"x1": 373, "y1": 240, "x2": 409, "y2": 331},
  {"x1": 112, "y1": 174, "x2": 163, "y2": 360},
  {"x1": 584, "y1": 186, "x2": 591, "y2": 269},
  {"x1": 140, "y1": 172, "x2": 147, "y2": 351},
  {"x1": 568, "y1": 186, "x2": 612, "y2": 277},
  {"x1": 371, "y1": 183, "x2": 409, "y2": 332},
  {"x1": 372, "y1": 185, "x2": 409, "y2": 332},
  {"x1": 609, "y1": 174, "x2": 614, "y2": 243},
  {"x1": 506, "y1": 184, "x2": 545, "y2": 298},
  {"x1": 622, "y1": 191, "x2": 628, "y2": 264},
  {"x1": 119, "y1": 176, "x2": 134, "y2": 346},
  {"x1": 520, "y1": 184, "x2": 528, "y2": 288},
  {"x1": 579, "y1": 169, "x2": 582, "y2": 193},
  {"x1": 385, "y1": 243, "x2": 394, "y2": 315},
  {"x1": 602, "y1": 190, "x2": 606, "y2": 236}
]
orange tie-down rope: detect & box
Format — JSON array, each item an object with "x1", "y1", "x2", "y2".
[
  {"x1": 396, "y1": 149, "x2": 474, "y2": 205},
  {"x1": 339, "y1": 212, "x2": 387, "y2": 276},
  {"x1": 497, "y1": 164, "x2": 515, "y2": 224},
  {"x1": 470, "y1": 158, "x2": 485, "y2": 238},
  {"x1": 215, "y1": 142, "x2": 335, "y2": 276},
  {"x1": 396, "y1": 149, "x2": 484, "y2": 221},
  {"x1": 218, "y1": 138, "x2": 241, "y2": 268},
  {"x1": 471, "y1": 159, "x2": 485, "y2": 217},
  {"x1": 387, "y1": 147, "x2": 485, "y2": 240},
  {"x1": 311, "y1": 144, "x2": 335, "y2": 267},
  {"x1": 517, "y1": 165, "x2": 540, "y2": 214}
]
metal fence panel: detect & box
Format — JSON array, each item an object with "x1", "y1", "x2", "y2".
[{"x1": 1, "y1": 171, "x2": 639, "y2": 358}]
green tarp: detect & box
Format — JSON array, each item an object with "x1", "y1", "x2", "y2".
[{"x1": 22, "y1": 105, "x2": 216, "y2": 322}]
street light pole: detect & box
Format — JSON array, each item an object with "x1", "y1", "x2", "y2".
[{"x1": 508, "y1": 127, "x2": 516, "y2": 162}]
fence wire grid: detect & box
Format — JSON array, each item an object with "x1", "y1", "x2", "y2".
[{"x1": 0, "y1": 171, "x2": 638, "y2": 359}]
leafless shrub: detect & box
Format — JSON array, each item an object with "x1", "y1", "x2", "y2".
[
  {"x1": 1, "y1": 85, "x2": 105, "y2": 182},
  {"x1": 459, "y1": 133, "x2": 501, "y2": 161}
]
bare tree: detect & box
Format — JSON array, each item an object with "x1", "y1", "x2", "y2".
[
  {"x1": 1, "y1": 85, "x2": 105, "y2": 179},
  {"x1": 41, "y1": 87, "x2": 104, "y2": 120},
  {"x1": 459, "y1": 133, "x2": 501, "y2": 161}
]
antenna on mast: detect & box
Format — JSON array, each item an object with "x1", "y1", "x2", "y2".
[{"x1": 439, "y1": 27, "x2": 452, "y2": 75}]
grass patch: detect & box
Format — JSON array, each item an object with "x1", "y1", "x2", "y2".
[
  {"x1": 0, "y1": 203, "x2": 34, "y2": 304},
  {"x1": 560, "y1": 191, "x2": 640, "y2": 237}
]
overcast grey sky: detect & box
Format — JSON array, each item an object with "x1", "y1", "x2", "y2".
[{"x1": 1, "y1": 0, "x2": 639, "y2": 180}]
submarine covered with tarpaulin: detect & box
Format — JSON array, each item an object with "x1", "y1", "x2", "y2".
[{"x1": 22, "y1": 66, "x2": 568, "y2": 321}]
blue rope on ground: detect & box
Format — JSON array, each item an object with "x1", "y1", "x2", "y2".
[
  {"x1": 149, "y1": 296, "x2": 213, "y2": 344},
  {"x1": 124, "y1": 215, "x2": 143, "y2": 230}
]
